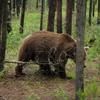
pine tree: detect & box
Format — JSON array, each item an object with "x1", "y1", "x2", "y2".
[
  {"x1": 40, "y1": 0, "x2": 45, "y2": 30},
  {"x1": 47, "y1": 0, "x2": 56, "y2": 32},
  {"x1": 97, "y1": 0, "x2": 100, "y2": 24},
  {"x1": 56, "y1": 0, "x2": 62, "y2": 33},
  {"x1": 76, "y1": 0, "x2": 86, "y2": 99},
  {"x1": 65, "y1": 0, "x2": 73, "y2": 35},
  {"x1": 19, "y1": 0, "x2": 27, "y2": 33},
  {"x1": 88, "y1": 0, "x2": 93, "y2": 25},
  {"x1": 0, "y1": 0, "x2": 8, "y2": 71}
]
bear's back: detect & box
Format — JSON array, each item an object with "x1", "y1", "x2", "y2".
[{"x1": 21, "y1": 31, "x2": 76, "y2": 52}]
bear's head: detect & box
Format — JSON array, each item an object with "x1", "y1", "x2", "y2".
[
  {"x1": 66, "y1": 44, "x2": 87, "y2": 68},
  {"x1": 57, "y1": 34, "x2": 87, "y2": 68}
]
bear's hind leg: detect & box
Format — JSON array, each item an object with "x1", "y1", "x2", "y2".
[
  {"x1": 15, "y1": 64, "x2": 26, "y2": 77},
  {"x1": 15, "y1": 51, "x2": 30, "y2": 77}
]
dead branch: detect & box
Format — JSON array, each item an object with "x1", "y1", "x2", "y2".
[{"x1": 4, "y1": 60, "x2": 35, "y2": 64}]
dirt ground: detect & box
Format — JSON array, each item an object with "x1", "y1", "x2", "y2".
[{"x1": 0, "y1": 59, "x2": 100, "y2": 100}]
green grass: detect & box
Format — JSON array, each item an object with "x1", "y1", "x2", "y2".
[
  {"x1": 54, "y1": 88, "x2": 68, "y2": 100},
  {"x1": 76, "y1": 81, "x2": 100, "y2": 100}
]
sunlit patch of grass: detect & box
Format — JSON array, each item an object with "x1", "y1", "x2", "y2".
[
  {"x1": 85, "y1": 81, "x2": 100, "y2": 100},
  {"x1": 76, "y1": 81, "x2": 100, "y2": 100},
  {"x1": 0, "y1": 65, "x2": 10, "y2": 80},
  {"x1": 53, "y1": 88, "x2": 68, "y2": 100}
]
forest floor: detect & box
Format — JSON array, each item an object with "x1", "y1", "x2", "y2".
[{"x1": 0, "y1": 58, "x2": 100, "y2": 100}]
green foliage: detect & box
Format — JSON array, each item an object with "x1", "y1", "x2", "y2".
[
  {"x1": 0, "y1": 66, "x2": 9, "y2": 80},
  {"x1": 54, "y1": 88, "x2": 68, "y2": 100},
  {"x1": 76, "y1": 89, "x2": 86, "y2": 100},
  {"x1": 85, "y1": 82, "x2": 100, "y2": 100}
]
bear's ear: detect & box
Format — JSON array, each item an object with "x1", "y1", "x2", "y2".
[
  {"x1": 62, "y1": 33, "x2": 76, "y2": 43},
  {"x1": 62, "y1": 33, "x2": 71, "y2": 38}
]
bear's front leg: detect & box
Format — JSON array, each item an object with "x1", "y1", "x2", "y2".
[
  {"x1": 39, "y1": 64, "x2": 55, "y2": 76},
  {"x1": 57, "y1": 65, "x2": 67, "y2": 79},
  {"x1": 15, "y1": 64, "x2": 26, "y2": 77},
  {"x1": 55, "y1": 64, "x2": 72, "y2": 79}
]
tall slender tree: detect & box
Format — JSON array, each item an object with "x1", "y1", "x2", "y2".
[
  {"x1": 72, "y1": 0, "x2": 75, "y2": 11},
  {"x1": 0, "y1": 0, "x2": 2, "y2": 28},
  {"x1": 97, "y1": 0, "x2": 100, "y2": 24},
  {"x1": 66, "y1": 0, "x2": 73, "y2": 35},
  {"x1": 0, "y1": 0, "x2": 8, "y2": 71},
  {"x1": 12, "y1": 0, "x2": 16, "y2": 16},
  {"x1": 89, "y1": 0, "x2": 93, "y2": 25},
  {"x1": 92, "y1": 0, "x2": 97, "y2": 17},
  {"x1": 47, "y1": 0, "x2": 56, "y2": 32},
  {"x1": 56, "y1": 0, "x2": 62, "y2": 33},
  {"x1": 7, "y1": 0, "x2": 12, "y2": 33},
  {"x1": 19, "y1": 0, "x2": 27, "y2": 33},
  {"x1": 75, "y1": 0, "x2": 86, "y2": 99},
  {"x1": 16, "y1": 0, "x2": 22, "y2": 17},
  {"x1": 40, "y1": 0, "x2": 45, "y2": 30},
  {"x1": 36, "y1": 0, "x2": 40, "y2": 9},
  {"x1": 0, "y1": 0, "x2": 3, "y2": 66}
]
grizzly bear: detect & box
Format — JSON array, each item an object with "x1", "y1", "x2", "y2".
[{"x1": 15, "y1": 31, "x2": 86, "y2": 79}]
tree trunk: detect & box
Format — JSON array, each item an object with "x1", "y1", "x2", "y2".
[
  {"x1": 40, "y1": 0, "x2": 45, "y2": 30},
  {"x1": 19, "y1": 0, "x2": 27, "y2": 33},
  {"x1": 92, "y1": 0, "x2": 97, "y2": 17},
  {"x1": 72, "y1": 0, "x2": 75, "y2": 11},
  {"x1": 16, "y1": 0, "x2": 22, "y2": 17},
  {"x1": 56, "y1": 0, "x2": 62, "y2": 33},
  {"x1": 36, "y1": 0, "x2": 40, "y2": 9},
  {"x1": 0, "y1": 0, "x2": 3, "y2": 27},
  {"x1": 47, "y1": 0, "x2": 56, "y2": 32},
  {"x1": 7, "y1": 0, "x2": 12, "y2": 33},
  {"x1": 88, "y1": 0, "x2": 93, "y2": 26},
  {"x1": 65, "y1": 0, "x2": 73, "y2": 35},
  {"x1": 97, "y1": 0, "x2": 100, "y2": 24},
  {"x1": 0, "y1": 0, "x2": 8, "y2": 71},
  {"x1": 12, "y1": 0, "x2": 16, "y2": 16},
  {"x1": 0, "y1": 0, "x2": 3, "y2": 70},
  {"x1": 76, "y1": 0, "x2": 86, "y2": 99}
]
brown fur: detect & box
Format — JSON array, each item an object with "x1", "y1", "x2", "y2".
[{"x1": 15, "y1": 31, "x2": 86, "y2": 79}]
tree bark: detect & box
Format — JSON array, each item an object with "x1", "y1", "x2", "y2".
[
  {"x1": 40, "y1": 0, "x2": 45, "y2": 30},
  {"x1": 0, "y1": 0, "x2": 8, "y2": 71},
  {"x1": 65, "y1": 0, "x2": 73, "y2": 35},
  {"x1": 47, "y1": 0, "x2": 56, "y2": 32},
  {"x1": 56, "y1": 0, "x2": 62, "y2": 33},
  {"x1": 19, "y1": 0, "x2": 27, "y2": 33},
  {"x1": 76, "y1": 0, "x2": 86, "y2": 99},
  {"x1": 97, "y1": 0, "x2": 100, "y2": 24}
]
